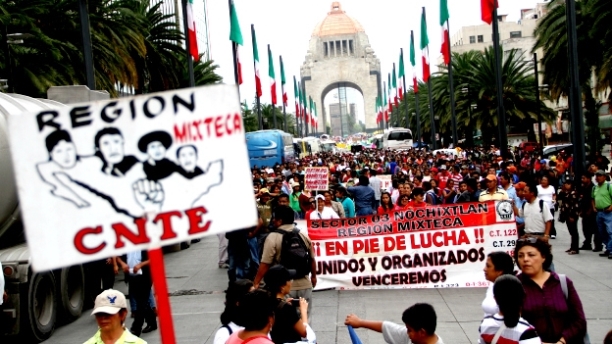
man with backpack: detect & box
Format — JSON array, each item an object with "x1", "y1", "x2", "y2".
[
  {"x1": 253, "y1": 206, "x2": 317, "y2": 318},
  {"x1": 514, "y1": 183, "x2": 553, "y2": 241}
]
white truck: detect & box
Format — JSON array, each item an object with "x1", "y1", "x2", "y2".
[{"x1": 0, "y1": 87, "x2": 123, "y2": 341}]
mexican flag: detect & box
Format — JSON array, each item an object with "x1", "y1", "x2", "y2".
[
  {"x1": 481, "y1": 0, "x2": 497, "y2": 25},
  {"x1": 392, "y1": 64, "x2": 399, "y2": 107},
  {"x1": 387, "y1": 74, "x2": 393, "y2": 114},
  {"x1": 376, "y1": 96, "x2": 382, "y2": 124},
  {"x1": 440, "y1": 0, "x2": 451, "y2": 65},
  {"x1": 398, "y1": 50, "x2": 405, "y2": 100},
  {"x1": 280, "y1": 56, "x2": 288, "y2": 106},
  {"x1": 186, "y1": 0, "x2": 199, "y2": 61},
  {"x1": 420, "y1": 8, "x2": 430, "y2": 82},
  {"x1": 251, "y1": 25, "x2": 262, "y2": 97},
  {"x1": 229, "y1": 1, "x2": 243, "y2": 84},
  {"x1": 268, "y1": 45, "x2": 277, "y2": 105},
  {"x1": 383, "y1": 81, "x2": 389, "y2": 123},
  {"x1": 410, "y1": 30, "x2": 419, "y2": 93},
  {"x1": 293, "y1": 76, "x2": 300, "y2": 118},
  {"x1": 313, "y1": 101, "x2": 318, "y2": 129}
]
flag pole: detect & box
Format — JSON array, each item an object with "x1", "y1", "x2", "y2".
[
  {"x1": 268, "y1": 44, "x2": 277, "y2": 129},
  {"x1": 181, "y1": 0, "x2": 195, "y2": 87},
  {"x1": 251, "y1": 24, "x2": 262, "y2": 130},
  {"x1": 302, "y1": 82, "x2": 309, "y2": 136},
  {"x1": 280, "y1": 56, "x2": 287, "y2": 132},
  {"x1": 393, "y1": 62, "x2": 397, "y2": 126},
  {"x1": 401, "y1": 48, "x2": 409, "y2": 129},
  {"x1": 228, "y1": 0, "x2": 241, "y2": 99},
  {"x1": 423, "y1": 7, "x2": 437, "y2": 150},
  {"x1": 491, "y1": 4, "x2": 507, "y2": 157},
  {"x1": 446, "y1": 20, "x2": 458, "y2": 147},
  {"x1": 411, "y1": 30, "x2": 422, "y2": 146}
]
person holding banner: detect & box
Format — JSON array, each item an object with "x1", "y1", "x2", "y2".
[
  {"x1": 378, "y1": 192, "x2": 395, "y2": 214},
  {"x1": 310, "y1": 194, "x2": 339, "y2": 220},
  {"x1": 344, "y1": 303, "x2": 444, "y2": 344}
]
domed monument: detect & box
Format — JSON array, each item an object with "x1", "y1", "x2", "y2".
[{"x1": 301, "y1": 2, "x2": 381, "y2": 133}]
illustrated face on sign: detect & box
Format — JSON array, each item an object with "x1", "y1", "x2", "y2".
[
  {"x1": 147, "y1": 141, "x2": 166, "y2": 161},
  {"x1": 178, "y1": 146, "x2": 197, "y2": 172},
  {"x1": 50, "y1": 140, "x2": 77, "y2": 169},
  {"x1": 98, "y1": 134, "x2": 125, "y2": 165}
]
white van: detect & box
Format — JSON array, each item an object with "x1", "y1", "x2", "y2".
[
  {"x1": 302, "y1": 136, "x2": 321, "y2": 154},
  {"x1": 382, "y1": 128, "x2": 413, "y2": 150}
]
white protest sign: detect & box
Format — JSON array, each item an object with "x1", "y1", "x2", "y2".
[
  {"x1": 379, "y1": 175, "x2": 392, "y2": 191},
  {"x1": 304, "y1": 167, "x2": 329, "y2": 191},
  {"x1": 8, "y1": 85, "x2": 257, "y2": 271}
]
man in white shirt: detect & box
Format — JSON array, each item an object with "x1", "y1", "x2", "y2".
[
  {"x1": 310, "y1": 194, "x2": 340, "y2": 220},
  {"x1": 515, "y1": 184, "x2": 553, "y2": 240},
  {"x1": 345, "y1": 303, "x2": 444, "y2": 344},
  {"x1": 369, "y1": 170, "x2": 382, "y2": 210}
]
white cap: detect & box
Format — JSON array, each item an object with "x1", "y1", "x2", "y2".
[
  {"x1": 91, "y1": 289, "x2": 128, "y2": 315},
  {"x1": 315, "y1": 194, "x2": 325, "y2": 201}
]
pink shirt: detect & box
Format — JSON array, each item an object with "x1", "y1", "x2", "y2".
[{"x1": 226, "y1": 333, "x2": 273, "y2": 344}]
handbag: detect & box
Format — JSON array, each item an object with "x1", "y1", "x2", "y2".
[{"x1": 559, "y1": 274, "x2": 590, "y2": 344}]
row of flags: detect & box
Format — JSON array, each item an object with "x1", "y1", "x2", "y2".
[
  {"x1": 228, "y1": 1, "x2": 317, "y2": 133},
  {"x1": 223, "y1": 0, "x2": 499, "y2": 134},
  {"x1": 375, "y1": 0, "x2": 498, "y2": 128}
]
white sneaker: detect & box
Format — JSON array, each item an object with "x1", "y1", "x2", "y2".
[{"x1": 550, "y1": 235, "x2": 556, "y2": 239}]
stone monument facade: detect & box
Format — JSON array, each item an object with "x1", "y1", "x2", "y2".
[{"x1": 301, "y1": 2, "x2": 381, "y2": 132}]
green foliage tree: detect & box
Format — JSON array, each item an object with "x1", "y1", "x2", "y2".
[{"x1": 533, "y1": 0, "x2": 611, "y2": 153}]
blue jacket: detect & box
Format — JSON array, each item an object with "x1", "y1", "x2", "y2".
[{"x1": 347, "y1": 185, "x2": 376, "y2": 213}]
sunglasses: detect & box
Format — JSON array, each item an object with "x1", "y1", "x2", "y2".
[{"x1": 518, "y1": 237, "x2": 538, "y2": 244}]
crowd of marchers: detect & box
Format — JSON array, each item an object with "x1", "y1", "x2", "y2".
[
  {"x1": 208, "y1": 144, "x2": 612, "y2": 344},
  {"x1": 25, "y1": 144, "x2": 612, "y2": 343}
]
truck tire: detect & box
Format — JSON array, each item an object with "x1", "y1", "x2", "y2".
[
  {"x1": 24, "y1": 272, "x2": 57, "y2": 342},
  {"x1": 59, "y1": 265, "x2": 85, "y2": 320}
]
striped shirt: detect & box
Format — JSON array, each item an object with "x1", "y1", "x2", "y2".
[{"x1": 478, "y1": 315, "x2": 540, "y2": 344}]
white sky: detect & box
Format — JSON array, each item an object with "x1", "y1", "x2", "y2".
[{"x1": 207, "y1": 0, "x2": 544, "y2": 123}]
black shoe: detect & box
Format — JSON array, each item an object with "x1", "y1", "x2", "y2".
[
  {"x1": 579, "y1": 245, "x2": 592, "y2": 250},
  {"x1": 593, "y1": 246, "x2": 603, "y2": 252},
  {"x1": 608, "y1": 255, "x2": 612, "y2": 259},
  {"x1": 599, "y1": 250, "x2": 610, "y2": 257},
  {"x1": 142, "y1": 325, "x2": 158, "y2": 333},
  {"x1": 130, "y1": 328, "x2": 141, "y2": 336}
]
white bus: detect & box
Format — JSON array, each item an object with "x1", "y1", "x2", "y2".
[{"x1": 382, "y1": 128, "x2": 413, "y2": 150}]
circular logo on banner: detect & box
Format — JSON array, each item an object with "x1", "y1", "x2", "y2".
[{"x1": 496, "y1": 200, "x2": 514, "y2": 220}]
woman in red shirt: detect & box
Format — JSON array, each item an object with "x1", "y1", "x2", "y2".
[
  {"x1": 394, "y1": 195, "x2": 411, "y2": 211},
  {"x1": 378, "y1": 192, "x2": 395, "y2": 214},
  {"x1": 408, "y1": 187, "x2": 427, "y2": 208}
]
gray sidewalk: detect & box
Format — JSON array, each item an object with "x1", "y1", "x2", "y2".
[{"x1": 44, "y1": 218, "x2": 612, "y2": 344}]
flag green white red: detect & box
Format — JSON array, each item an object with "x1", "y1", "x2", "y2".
[
  {"x1": 440, "y1": 0, "x2": 451, "y2": 65},
  {"x1": 398, "y1": 50, "x2": 405, "y2": 100},
  {"x1": 392, "y1": 64, "x2": 399, "y2": 107},
  {"x1": 293, "y1": 76, "x2": 300, "y2": 118},
  {"x1": 383, "y1": 81, "x2": 390, "y2": 123},
  {"x1": 229, "y1": 1, "x2": 243, "y2": 84},
  {"x1": 481, "y1": 0, "x2": 497, "y2": 25},
  {"x1": 387, "y1": 74, "x2": 393, "y2": 115},
  {"x1": 251, "y1": 26, "x2": 262, "y2": 97},
  {"x1": 420, "y1": 8, "x2": 430, "y2": 82},
  {"x1": 376, "y1": 96, "x2": 382, "y2": 124},
  {"x1": 280, "y1": 56, "x2": 287, "y2": 106},
  {"x1": 410, "y1": 31, "x2": 419, "y2": 93},
  {"x1": 186, "y1": 0, "x2": 199, "y2": 61},
  {"x1": 268, "y1": 45, "x2": 277, "y2": 105}
]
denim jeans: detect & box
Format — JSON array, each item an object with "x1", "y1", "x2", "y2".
[
  {"x1": 596, "y1": 211, "x2": 612, "y2": 252},
  {"x1": 356, "y1": 207, "x2": 373, "y2": 216}
]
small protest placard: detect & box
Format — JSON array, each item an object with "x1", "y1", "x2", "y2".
[
  {"x1": 304, "y1": 167, "x2": 329, "y2": 191},
  {"x1": 8, "y1": 85, "x2": 257, "y2": 271}
]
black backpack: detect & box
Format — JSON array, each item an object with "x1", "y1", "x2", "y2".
[{"x1": 273, "y1": 227, "x2": 312, "y2": 278}]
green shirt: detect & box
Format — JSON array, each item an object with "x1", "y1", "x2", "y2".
[
  {"x1": 290, "y1": 192, "x2": 302, "y2": 213},
  {"x1": 592, "y1": 182, "x2": 612, "y2": 209},
  {"x1": 257, "y1": 200, "x2": 272, "y2": 230},
  {"x1": 84, "y1": 329, "x2": 147, "y2": 344}
]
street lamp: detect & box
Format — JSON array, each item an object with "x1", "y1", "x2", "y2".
[{"x1": 5, "y1": 32, "x2": 33, "y2": 92}]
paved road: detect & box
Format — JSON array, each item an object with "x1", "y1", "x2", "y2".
[{"x1": 43, "y1": 218, "x2": 612, "y2": 344}]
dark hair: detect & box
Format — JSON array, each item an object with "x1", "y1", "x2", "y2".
[
  {"x1": 336, "y1": 186, "x2": 348, "y2": 196},
  {"x1": 514, "y1": 237, "x2": 553, "y2": 271},
  {"x1": 220, "y1": 279, "x2": 254, "y2": 325},
  {"x1": 493, "y1": 275, "x2": 525, "y2": 328},
  {"x1": 401, "y1": 303, "x2": 436, "y2": 335},
  {"x1": 604, "y1": 329, "x2": 612, "y2": 344},
  {"x1": 176, "y1": 144, "x2": 198, "y2": 158},
  {"x1": 263, "y1": 265, "x2": 291, "y2": 294},
  {"x1": 487, "y1": 252, "x2": 515, "y2": 275},
  {"x1": 273, "y1": 206, "x2": 295, "y2": 225},
  {"x1": 412, "y1": 187, "x2": 424, "y2": 197},
  {"x1": 422, "y1": 181, "x2": 432, "y2": 191},
  {"x1": 94, "y1": 127, "x2": 122, "y2": 150},
  {"x1": 45, "y1": 130, "x2": 72, "y2": 153},
  {"x1": 526, "y1": 183, "x2": 539, "y2": 197},
  {"x1": 236, "y1": 289, "x2": 275, "y2": 331},
  {"x1": 358, "y1": 175, "x2": 369, "y2": 186},
  {"x1": 277, "y1": 193, "x2": 289, "y2": 202},
  {"x1": 380, "y1": 191, "x2": 393, "y2": 210},
  {"x1": 499, "y1": 172, "x2": 511, "y2": 182},
  {"x1": 370, "y1": 169, "x2": 377, "y2": 176}
]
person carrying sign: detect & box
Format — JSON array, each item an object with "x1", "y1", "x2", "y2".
[
  {"x1": 310, "y1": 194, "x2": 340, "y2": 220},
  {"x1": 344, "y1": 303, "x2": 444, "y2": 344}
]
